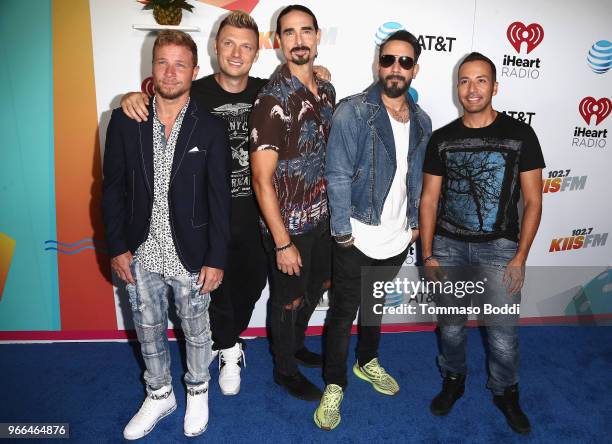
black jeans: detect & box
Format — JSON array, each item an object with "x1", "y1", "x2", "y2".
[
  {"x1": 266, "y1": 222, "x2": 331, "y2": 376},
  {"x1": 209, "y1": 224, "x2": 268, "y2": 350},
  {"x1": 324, "y1": 243, "x2": 408, "y2": 388}
]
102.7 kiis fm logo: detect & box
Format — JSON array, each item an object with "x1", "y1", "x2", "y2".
[
  {"x1": 549, "y1": 227, "x2": 608, "y2": 253},
  {"x1": 572, "y1": 97, "x2": 610, "y2": 149},
  {"x1": 501, "y1": 21, "x2": 544, "y2": 80},
  {"x1": 542, "y1": 169, "x2": 587, "y2": 194}
]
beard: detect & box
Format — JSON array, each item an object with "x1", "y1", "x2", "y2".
[
  {"x1": 380, "y1": 74, "x2": 412, "y2": 98},
  {"x1": 290, "y1": 46, "x2": 312, "y2": 65},
  {"x1": 154, "y1": 80, "x2": 188, "y2": 100}
]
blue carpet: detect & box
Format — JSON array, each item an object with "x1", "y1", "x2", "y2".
[{"x1": 1, "y1": 326, "x2": 611, "y2": 443}]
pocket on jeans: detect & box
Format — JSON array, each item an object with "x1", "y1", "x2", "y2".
[
  {"x1": 189, "y1": 274, "x2": 208, "y2": 308},
  {"x1": 492, "y1": 237, "x2": 518, "y2": 251}
]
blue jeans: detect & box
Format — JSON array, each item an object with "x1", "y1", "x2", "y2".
[
  {"x1": 126, "y1": 261, "x2": 211, "y2": 392},
  {"x1": 432, "y1": 235, "x2": 521, "y2": 395}
]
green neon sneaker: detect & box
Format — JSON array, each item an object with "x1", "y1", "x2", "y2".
[
  {"x1": 352, "y1": 358, "x2": 399, "y2": 395},
  {"x1": 313, "y1": 384, "x2": 343, "y2": 430}
]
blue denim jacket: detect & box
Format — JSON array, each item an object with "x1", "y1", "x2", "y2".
[{"x1": 325, "y1": 81, "x2": 432, "y2": 237}]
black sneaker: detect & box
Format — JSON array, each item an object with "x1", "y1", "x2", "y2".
[
  {"x1": 273, "y1": 369, "x2": 322, "y2": 401},
  {"x1": 430, "y1": 372, "x2": 465, "y2": 416},
  {"x1": 295, "y1": 347, "x2": 323, "y2": 368},
  {"x1": 493, "y1": 384, "x2": 531, "y2": 435}
]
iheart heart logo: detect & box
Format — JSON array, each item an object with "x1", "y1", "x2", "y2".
[
  {"x1": 579, "y1": 97, "x2": 611, "y2": 126},
  {"x1": 141, "y1": 76, "x2": 155, "y2": 96},
  {"x1": 506, "y1": 22, "x2": 544, "y2": 54}
]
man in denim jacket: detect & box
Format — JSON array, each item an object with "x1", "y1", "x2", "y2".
[{"x1": 314, "y1": 30, "x2": 432, "y2": 430}]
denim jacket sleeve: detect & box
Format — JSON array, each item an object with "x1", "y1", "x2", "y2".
[{"x1": 325, "y1": 100, "x2": 359, "y2": 238}]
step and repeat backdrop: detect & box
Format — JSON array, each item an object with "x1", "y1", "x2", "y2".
[{"x1": 0, "y1": 0, "x2": 610, "y2": 339}]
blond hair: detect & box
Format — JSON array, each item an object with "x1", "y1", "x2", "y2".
[
  {"x1": 153, "y1": 30, "x2": 198, "y2": 66},
  {"x1": 217, "y1": 10, "x2": 259, "y2": 45}
]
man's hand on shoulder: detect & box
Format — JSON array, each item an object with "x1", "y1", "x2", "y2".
[
  {"x1": 313, "y1": 65, "x2": 331, "y2": 82},
  {"x1": 121, "y1": 92, "x2": 150, "y2": 122}
]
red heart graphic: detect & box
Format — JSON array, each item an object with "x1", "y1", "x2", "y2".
[
  {"x1": 579, "y1": 97, "x2": 612, "y2": 126},
  {"x1": 506, "y1": 22, "x2": 544, "y2": 54}
]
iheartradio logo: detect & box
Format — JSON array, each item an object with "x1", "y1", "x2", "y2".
[
  {"x1": 579, "y1": 97, "x2": 611, "y2": 126},
  {"x1": 506, "y1": 22, "x2": 544, "y2": 54},
  {"x1": 141, "y1": 77, "x2": 155, "y2": 96}
]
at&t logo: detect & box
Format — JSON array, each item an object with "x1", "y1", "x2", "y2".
[
  {"x1": 501, "y1": 110, "x2": 535, "y2": 125},
  {"x1": 587, "y1": 40, "x2": 612, "y2": 74},
  {"x1": 572, "y1": 97, "x2": 610, "y2": 149},
  {"x1": 501, "y1": 21, "x2": 543, "y2": 80},
  {"x1": 375, "y1": 22, "x2": 456, "y2": 52}
]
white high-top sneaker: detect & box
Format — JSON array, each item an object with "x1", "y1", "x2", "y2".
[
  {"x1": 218, "y1": 342, "x2": 245, "y2": 395},
  {"x1": 184, "y1": 382, "x2": 209, "y2": 437},
  {"x1": 123, "y1": 385, "x2": 176, "y2": 440}
]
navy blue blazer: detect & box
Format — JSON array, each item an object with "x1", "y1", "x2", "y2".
[{"x1": 102, "y1": 99, "x2": 231, "y2": 272}]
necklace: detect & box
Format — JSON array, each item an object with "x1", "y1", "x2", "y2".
[{"x1": 384, "y1": 102, "x2": 409, "y2": 123}]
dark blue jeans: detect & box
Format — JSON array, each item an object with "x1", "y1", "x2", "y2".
[{"x1": 432, "y1": 235, "x2": 521, "y2": 395}]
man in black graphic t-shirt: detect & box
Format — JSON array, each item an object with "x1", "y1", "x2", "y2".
[{"x1": 420, "y1": 52, "x2": 545, "y2": 435}]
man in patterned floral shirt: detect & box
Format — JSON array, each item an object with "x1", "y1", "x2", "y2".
[{"x1": 249, "y1": 5, "x2": 335, "y2": 401}]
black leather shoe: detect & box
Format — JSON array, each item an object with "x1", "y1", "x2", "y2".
[
  {"x1": 430, "y1": 372, "x2": 466, "y2": 416},
  {"x1": 295, "y1": 347, "x2": 323, "y2": 368},
  {"x1": 493, "y1": 384, "x2": 531, "y2": 435},
  {"x1": 273, "y1": 369, "x2": 322, "y2": 401}
]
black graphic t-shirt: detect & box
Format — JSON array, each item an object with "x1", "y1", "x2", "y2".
[
  {"x1": 423, "y1": 112, "x2": 545, "y2": 242},
  {"x1": 191, "y1": 75, "x2": 267, "y2": 236}
]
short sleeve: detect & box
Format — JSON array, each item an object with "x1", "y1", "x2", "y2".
[
  {"x1": 518, "y1": 125, "x2": 546, "y2": 172},
  {"x1": 422, "y1": 132, "x2": 445, "y2": 176},
  {"x1": 249, "y1": 94, "x2": 284, "y2": 154}
]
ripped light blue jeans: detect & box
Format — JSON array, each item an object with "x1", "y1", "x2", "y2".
[{"x1": 126, "y1": 261, "x2": 211, "y2": 392}]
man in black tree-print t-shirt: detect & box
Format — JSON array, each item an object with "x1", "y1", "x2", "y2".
[{"x1": 420, "y1": 52, "x2": 545, "y2": 436}]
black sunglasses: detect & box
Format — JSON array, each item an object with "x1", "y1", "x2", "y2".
[{"x1": 379, "y1": 54, "x2": 415, "y2": 70}]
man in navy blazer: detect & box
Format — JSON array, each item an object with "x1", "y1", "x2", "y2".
[{"x1": 102, "y1": 30, "x2": 230, "y2": 439}]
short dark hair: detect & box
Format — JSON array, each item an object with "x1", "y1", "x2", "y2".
[
  {"x1": 379, "y1": 30, "x2": 421, "y2": 62},
  {"x1": 276, "y1": 4, "x2": 319, "y2": 36},
  {"x1": 458, "y1": 52, "x2": 497, "y2": 82}
]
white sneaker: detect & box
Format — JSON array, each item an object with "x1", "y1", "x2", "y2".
[
  {"x1": 184, "y1": 382, "x2": 209, "y2": 437},
  {"x1": 123, "y1": 385, "x2": 176, "y2": 440},
  {"x1": 218, "y1": 342, "x2": 245, "y2": 395}
]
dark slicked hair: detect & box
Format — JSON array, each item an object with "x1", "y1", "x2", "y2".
[
  {"x1": 459, "y1": 52, "x2": 497, "y2": 82},
  {"x1": 379, "y1": 30, "x2": 422, "y2": 62},
  {"x1": 276, "y1": 4, "x2": 319, "y2": 36}
]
